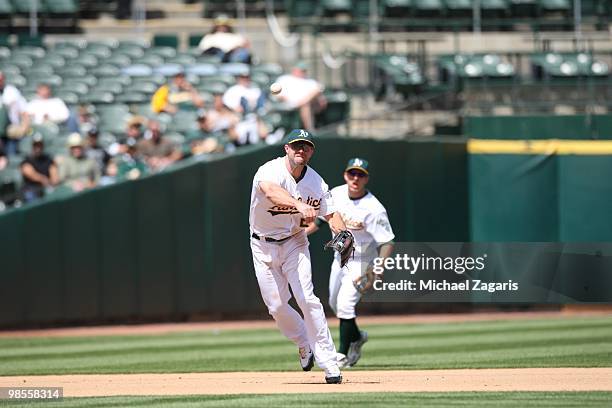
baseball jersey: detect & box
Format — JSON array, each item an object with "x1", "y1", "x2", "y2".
[
  {"x1": 330, "y1": 184, "x2": 394, "y2": 260},
  {"x1": 250, "y1": 157, "x2": 335, "y2": 240}
]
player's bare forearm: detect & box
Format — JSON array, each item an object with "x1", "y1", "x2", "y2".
[
  {"x1": 259, "y1": 181, "x2": 302, "y2": 207},
  {"x1": 325, "y1": 212, "x2": 346, "y2": 235},
  {"x1": 378, "y1": 242, "x2": 394, "y2": 259}
]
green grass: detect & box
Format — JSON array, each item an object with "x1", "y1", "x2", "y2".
[
  {"x1": 2, "y1": 392, "x2": 612, "y2": 408},
  {"x1": 0, "y1": 316, "x2": 610, "y2": 375}
]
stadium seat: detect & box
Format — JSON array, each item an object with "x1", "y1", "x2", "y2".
[
  {"x1": 188, "y1": 34, "x2": 204, "y2": 48},
  {"x1": 166, "y1": 53, "x2": 196, "y2": 66},
  {"x1": 147, "y1": 46, "x2": 177, "y2": 60},
  {"x1": 287, "y1": 0, "x2": 321, "y2": 19},
  {"x1": 105, "y1": 54, "x2": 132, "y2": 67},
  {"x1": 481, "y1": 0, "x2": 510, "y2": 18},
  {"x1": 444, "y1": 0, "x2": 472, "y2": 18},
  {"x1": 114, "y1": 92, "x2": 149, "y2": 104},
  {"x1": 49, "y1": 46, "x2": 79, "y2": 60},
  {"x1": 90, "y1": 64, "x2": 122, "y2": 77},
  {"x1": 55, "y1": 90, "x2": 79, "y2": 104},
  {"x1": 381, "y1": 0, "x2": 412, "y2": 18},
  {"x1": 57, "y1": 64, "x2": 88, "y2": 77},
  {"x1": 12, "y1": 46, "x2": 46, "y2": 59},
  {"x1": 16, "y1": 34, "x2": 45, "y2": 48},
  {"x1": 80, "y1": 90, "x2": 114, "y2": 104},
  {"x1": 321, "y1": 0, "x2": 352, "y2": 16},
  {"x1": 509, "y1": 0, "x2": 537, "y2": 17},
  {"x1": 0, "y1": 1, "x2": 13, "y2": 33},
  {"x1": 413, "y1": 0, "x2": 444, "y2": 17},
  {"x1": 152, "y1": 35, "x2": 179, "y2": 49}
]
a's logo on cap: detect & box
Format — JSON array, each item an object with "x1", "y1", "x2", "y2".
[
  {"x1": 299, "y1": 130, "x2": 309, "y2": 138},
  {"x1": 353, "y1": 158, "x2": 363, "y2": 167}
]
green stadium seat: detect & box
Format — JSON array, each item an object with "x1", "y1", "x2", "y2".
[
  {"x1": 146, "y1": 46, "x2": 177, "y2": 60},
  {"x1": 57, "y1": 64, "x2": 88, "y2": 77},
  {"x1": 251, "y1": 62, "x2": 283, "y2": 78},
  {"x1": 12, "y1": 0, "x2": 47, "y2": 15},
  {"x1": 188, "y1": 34, "x2": 204, "y2": 48},
  {"x1": 98, "y1": 76, "x2": 132, "y2": 87},
  {"x1": 26, "y1": 65, "x2": 55, "y2": 77},
  {"x1": 91, "y1": 82, "x2": 124, "y2": 95},
  {"x1": 12, "y1": 46, "x2": 46, "y2": 59},
  {"x1": 77, "y1": 54, "x2": 99, "y2": 68},
  {"x1": 538, "y1": 0, "x2": 570, "y2": 16},
  {"x1": 25, "y1": 73, "x2": 63, "y2": 87},
  {"x1": 445, "y1": 0, "x2": 472, "y2": 18},
  {"x1": 16, "y1": 34, "x2": 45, "y2": 47},
  {"x1": 95, "y1": 104, "x2": 131, "y2": 134},
  {"x1": 63, "y1": 74, "x2": 97, "y2": 87},
  {"x1": 0, "y1": 64, "x2": 20, "y2": 76},
  {"x1": 49, "y1": 47, "x2": 79, "y2": 60},
  {"x1": 55, "y1": 90, "x2": 79, "y2": 105},
  {"x1": 105, "y1": 54, "x2": 132, "y2": 67},
  {"x1": 114, "y1": 92, "x2": 149, "y2": 104},
  {"x1": 0, "y1": 34, "x2": 10, "y2": 47},
  {"x1": 45, "y1": 0, "x2": 78, "y2": 13},
  {"x1": 167, "y1": 110, "x2": 198, "y2": 133},
  {"x1": 42, "y1": 54, "x2": 67, "y2": 69},
  {"x1": 481, "y1": 0, "x2": 510, "y2": 18},
  {"x1": 167, "y1": 54, "x2": 196, "y2": 66},
  {"x1": 287, "y1": 0, "x2": 321, "y2": 18},
  {"x1": 322, "y1": 0, "x2": 352, "y2": 16},
  {"x1": 509, "y1": 0, "x2": 537, "y2": 17},
  {"x1": 80, "y1": 90, "x2": 114, "y2": 104},
  {"x1": 90, "y1": 64, "x2": 122, "y2": 77},
  {"x1": 315, "y1": 90, "x2": 349, "y2": 127},
  {"x1": 0, "y1": 1, "x2": 13, "y2": 33},
  {"x1": 152, "y1": 35, "x2": 179, "y2": 49},
  {"x1": 57, "y1": 82, "x2": 88, "y2": 96},
  {"x1": 413, "y1": 0, "x2": 444, "y2": 16},
  {"x1": 381, "y1": 0, "x2": 412, "y2": 18},
  {"x1": 133, "y1": 54, "x2": 165, "y2": 66}
]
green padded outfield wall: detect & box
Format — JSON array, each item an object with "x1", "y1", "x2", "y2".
[
  {"x1": 0, "y1": 138, "x2": 468, "y2": 327},
  {"x1": 469, "y1": 139, "x2": 612, "y2": 241},
  {"x1": 464, "y1": 114, "x2": 612, "y2": 140}
]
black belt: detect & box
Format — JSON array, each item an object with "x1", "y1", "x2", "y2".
[{"x1": 251, "y1": 233, "x2": 292, "y2": 243}]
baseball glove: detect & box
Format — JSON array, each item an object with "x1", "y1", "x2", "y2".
[{"x1": 324, "y1": 230, "x2": 355, "y2": 267}]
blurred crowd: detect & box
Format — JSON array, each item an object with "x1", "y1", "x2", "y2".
[{"x1": 0, "y1": 19, "x2": 327, "y2": 208}]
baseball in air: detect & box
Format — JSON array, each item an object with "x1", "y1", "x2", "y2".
[{"x1": 270, "y1": 82, "x2": 282, "y2": 95}]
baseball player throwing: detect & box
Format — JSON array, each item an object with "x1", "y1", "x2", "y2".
[
  {"x1": 307, "y1": 158, "x2": 395, "y2": 367},
  {"x1": 249, "y1": 129, "x2": 347, "y2": 384}
]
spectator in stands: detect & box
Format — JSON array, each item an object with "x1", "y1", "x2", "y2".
[
  {"x1": 186, "y1": 112, "x2": 227, "y2": 156},
  {"x1": 84, "y1": 126, "x2": 110, "y2": 176},
  {"x1": 151, "y1": 72, "x2": 204, "y2": 114},
  {"x1": 198, "y1": 14, "x2": 252, "y2": 63},
  {"x1": 222, "y1": 71, "x2": 266, "y2": 115},
  {"x1": 0, "y1": 71, "x2": 30, "y2": 155},
  {"x1": 204, "y1": 93, "x2": 240, "y2": 133},
  {"x1": 137, "y1": 120, "x2": 182, "y2": 171},
  {"x1": 227, "y1": 114, "x2": 270, "y2": 148},
  {"x1": 26, "y1": 83, "x2": 73, "y2": 127},
  {"x1": 107, "y1": 138, "x2": 149, "y2": 181},
  {"x1": 275, "y1": 62, "x2": 327, "y2": 131},
  {"x1": 58, "y1": 133, "x2": 100, "y2": 192},
  {"x1": 20, "y1": 134, "x2": 58, "y2": 203},
  {"x1": 0, "y1": 140, "x2": 6, "y2": 171}
]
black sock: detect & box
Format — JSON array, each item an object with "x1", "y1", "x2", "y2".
[{"x1": 339, "y1": 318, "x2": 361, "y2": 355}]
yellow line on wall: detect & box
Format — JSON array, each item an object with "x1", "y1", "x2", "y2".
[{"x1": 468, "y1": 139, "x2": 612, "y2": 155}]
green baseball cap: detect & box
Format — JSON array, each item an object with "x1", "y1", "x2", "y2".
[
  {"x1": 345, "y1": 157, "x2": 369, "y2": 175},
  {"x1": 286, "y1": 129, "x2": 315, "y2": 148}
]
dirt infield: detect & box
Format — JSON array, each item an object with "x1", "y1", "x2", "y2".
[
  {"x1": 2, "y1": 311, "x2": 611, "y2": 397},
  {"x1": 1, "y1": 368, "x2": 611, "y2": 397}
]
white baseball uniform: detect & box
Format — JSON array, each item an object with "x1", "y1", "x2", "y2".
[
  {"x1": 249, "y1": 156, "x2": 339, "y2": 371},
  {"x1": 328, "y1": 184, "x2": 395, "y2": 319}
]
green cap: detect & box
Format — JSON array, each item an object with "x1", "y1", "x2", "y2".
[
  {"x1": 345, "y1": 157, "x2": 369, "y2": 175},
  {"x1": 286, "y1": 129, "x2": 315, "y2": 147}
]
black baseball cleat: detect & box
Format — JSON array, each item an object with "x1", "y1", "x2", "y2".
[{"x1": 325, "y1": 375, "x2": 343, "y2": 384}]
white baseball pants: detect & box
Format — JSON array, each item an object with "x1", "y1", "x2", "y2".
[
  {"x1": 251, "y1": 231, "x2": 338, "y2": 371},
  {"x1": 328, "y1": 257, "x2": 362, "y2": 320}
]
